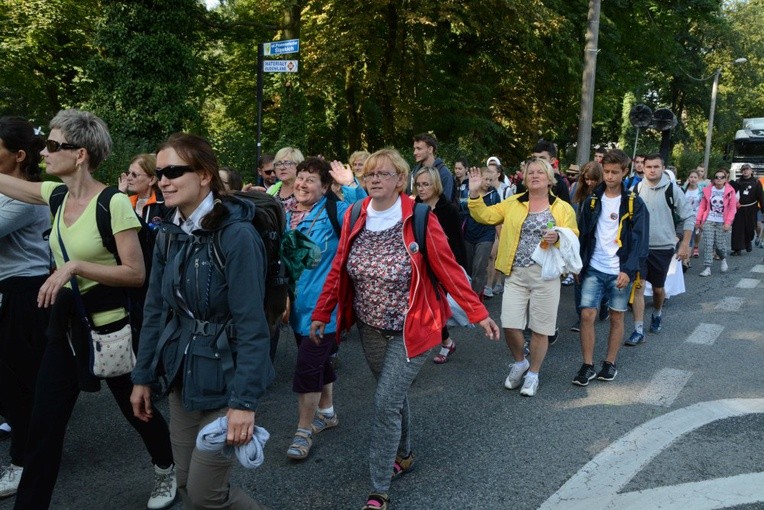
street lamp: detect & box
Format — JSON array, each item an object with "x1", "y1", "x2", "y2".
[{"x1": 702, "y1": 57, "x2": 748, "y2": 174}]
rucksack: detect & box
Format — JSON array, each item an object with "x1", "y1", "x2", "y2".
[
  {"x1": 323, "y1": 191, "x2": 343, "y2": 238},
  {"x1": 208, "y1": 191, "x2": 320, "y2": 331},
  {"x1": 48, "y1": 185, "x2": 154, "y2": 300},
  {"x1": 636, "y1": 174, "x2": 680, "y2": 225}
]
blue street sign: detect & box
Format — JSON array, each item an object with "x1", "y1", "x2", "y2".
[{"x1": 263, "y1": 39, "x2": 300, "y2": 56}]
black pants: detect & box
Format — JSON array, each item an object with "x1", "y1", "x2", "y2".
[
  {"x1": 0, "y1": 275, "x2": 49, "y2": 467},
  {"x1": 14, "y1": 341, "x2": 174, "y2": 509}
]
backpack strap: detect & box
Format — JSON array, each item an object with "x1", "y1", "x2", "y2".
[
  {"x1": 324, "y1": 196, "x2": 342, "y2": 238},
  {"x1": 48, "y1": 184, "x2": 69, "y2": 217},
  {"x1": 349, "y1": 200, "x2": 364, "y2": 231},
  {"x1": 95, "y1": 187, "x2": 122, "y2": 263}
]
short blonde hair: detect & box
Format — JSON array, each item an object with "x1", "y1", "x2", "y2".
[
  {"x1": 274, "y1": 146, "x2": 304, "y2": 165},
  {"x1": 414, "y1": 166, "x2": 443, "y2": 197},
  {"x1": 349, "y1": 150, "x2": 370, "y2": 167},
  {"x1": 363, "y1": 148, "x2": 410, "y2": 193},
  {"x1": 524, "y1": 158, "x2": 555, "y2": 186}
]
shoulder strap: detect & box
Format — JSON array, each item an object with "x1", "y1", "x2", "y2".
[
  {"x1": 349, "y1": 200, "x2": 364, "y2": 231},
  {"x1": 664, "y1": 181, "x2": 675, "y2": 213},
  {"x1": 95, "y1": 187, "x2": 122, "y2": 262},
  {"x1": 628, "y1": 192, "x2": 635, "y2": 220},
  {"x1": 49, "y1": 185, "x2": 69, "y2": 217},
  {"x1": 412, "y1": 202, "x2": 429, "y2": 257},
  {"x1": 324, "y1": 196, "x2": 342, "y2": 238}
]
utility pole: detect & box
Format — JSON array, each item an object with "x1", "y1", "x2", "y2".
[{"x1": 575, "y1": 0, "x2": 602, "y2": 167}]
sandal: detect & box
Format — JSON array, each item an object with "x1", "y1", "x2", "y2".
[
  {"x1": 362, "y1": 493, "x2": 389, "y2": 510},
  {"x1": 692, "y1": 247, "x2": 699, "y2": 258},
  {"x1": 286, "y1": 428, "x2": 312, "y2": 460},
  {"x1": 432, "y1": 340, "x2": 456, "y2": 364},
  {"x1": 392, "y1": 452, "x2": 415, "y2": 480}
]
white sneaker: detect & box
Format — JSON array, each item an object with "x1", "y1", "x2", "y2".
[
  {"x1": 147, "y1": 464, "x2": 177, "y2": 510},
  {"x1": 504, "y1": 359, "x2": 529, "y2": 389},
  {"x1": 0, "y1": 464, "x2": 22, "y2": 498},
  {"x1": 699, "y1": 267, "x2": 711, "y2": 277},
  {"x1": 520, "y1": 375, "x2": 539, "y2": 397},
  {"x1": 483, "y1": 285, "x2": 494, "y2": 298},
  {"x1": 720, "y1": 259, "x2": 728, "y2": 273}
]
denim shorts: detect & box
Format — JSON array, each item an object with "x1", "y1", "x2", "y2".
[{"x1": 579, "y1": 267, "x2": 632, "y2": 312}]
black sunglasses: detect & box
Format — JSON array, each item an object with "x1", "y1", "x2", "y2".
[
  {"x1": 45, "y1": 139, "x2": 81, "y2": 153},
  {"x1": 156, "y1": 165, "x2": 194, "y2": 180}
]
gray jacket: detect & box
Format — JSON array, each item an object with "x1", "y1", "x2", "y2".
[
  {"x1": 133, "y1": 197, "x2": 274, "y2": 412},
  {"x1": 637, "y1": 174, "x2": 694, "y2": 250}
]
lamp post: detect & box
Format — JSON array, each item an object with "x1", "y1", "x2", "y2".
[{"x1": 702, "y1": 57, "x2": 748, "y2": 174}]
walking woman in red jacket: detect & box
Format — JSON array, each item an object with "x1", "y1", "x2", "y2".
[{"x1": 310, "y1": 148, "x2": 499, "y2": 510}]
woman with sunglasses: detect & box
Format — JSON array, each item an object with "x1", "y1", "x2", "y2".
[
  {"x1": 310, "y1": 148, "x2": 499, "y2": 510},
  {"x1": 119, "y1": 153, "x2": 167, "y2": 227},
  {"x1": 468, "y1": 158, "x2": 578, "y2": 397},
  {"x1": 131, "y1": 133, "x2": 273, "y2": 509},
  {"x1": 0, "y1": 117, "x2": 50, "y2": 499},
  {"x1": 266, "y1": 146, "x2": 304, "y2": 208},
  {"x1": 695, "y1": 169, "x2": 738, "y2": 276},
  {"x1": 0, "y1": 109, "x2": 175, "y2": 510}
]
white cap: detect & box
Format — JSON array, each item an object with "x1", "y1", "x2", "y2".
[{"x1": 486, "y1": 156, "x2": 501, "y2": 167}]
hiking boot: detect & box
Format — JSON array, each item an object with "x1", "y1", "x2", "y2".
[
  {"x1": 572, "y1": 364, "x2": 596, "y2": 386},
  {"x1": 720, "y1": 259, "x2": 729, "y2": 273},
  {"x1": 699, "y1": 267, "x2": 711, "y2": 277},
  {"x1": 625, "y1": 330, "x2": 645, "y2": 346},
  {"x1": 311, "y1": 411, "x2": 339, "y2": 435},
  {"x1": 504, "y1": 360, "x2": 529, "y2": 389},
  {"x1": 147, "y1": 464, "x2": 177, "y2": 510},
  {"x1": 649, "y1": 313, "x2": 662, "y2": 333},
  {"x1": 0, "y1": 464, "x2": 22, "y2": 499},
  {"x1": 520, "y1": 375, "x2": 539, "y2": 397},
  {"x1": 596, "y1": 361, "x2": 618, "y2": 381}
]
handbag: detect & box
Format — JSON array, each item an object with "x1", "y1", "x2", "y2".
[{"x1": 55, "y1": 205, "x2": 135, "y2": 378}]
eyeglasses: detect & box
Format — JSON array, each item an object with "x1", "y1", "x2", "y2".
[
  {"x1": 128, "y1": 171, "x2": 146, "y2": 179},
  {"x1": 45, "y1": 139, "x2": 81, "y2": 153},
  {"x1": 274, "y1": 160, "x2": 296, "y2": 168},
  {"x1": 362, "y1": 171, "x2": 397, "y2": 182},
  {"x1": 414, "y1": 182, "x2": 432, "y2": 188},
  {"x1": 714, "y1": 175, "x2": 726, "y2": 180},
  {"x1": 156, "y1": 165, "x2": 194, "y2": 180}
]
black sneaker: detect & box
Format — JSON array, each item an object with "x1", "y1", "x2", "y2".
[
  {"x1": 597, "y1": 361, "x2": 618, "y2": 381},
  {"x1": 572, "y1": 364, "x2": 596, "y2": 386},
  {"x1": 598, "y1": 303, "x2": 610, "y2": 322},
  {"x1": 548, "y1": 327, "x2": 560, "y2": 346}
]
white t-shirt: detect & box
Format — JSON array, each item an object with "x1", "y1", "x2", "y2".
[
  {"x1": 366, "y1": 196, "x2": 403, "y2": 231},
  {"x1": 684, "y1": 187, "x2": 702, "y2": 216},
  {"x1": 590, "y1": 194, "x2": 622, "y2": 275},
  {"x1": 707, "y1": 187, "x2": 725, "y2": 223}
]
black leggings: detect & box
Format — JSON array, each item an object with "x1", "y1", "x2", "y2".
[{"x1": 14, "y1": 341, "x2": 174, "y2": 509}]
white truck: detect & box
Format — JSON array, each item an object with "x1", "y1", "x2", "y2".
[{"x1": 728, "y1": 117, "x2": 764, "y2": 180}]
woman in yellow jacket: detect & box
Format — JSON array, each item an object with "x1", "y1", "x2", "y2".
[{"x1": 468, "y1": 158, "x2": 577, "y2": 397}]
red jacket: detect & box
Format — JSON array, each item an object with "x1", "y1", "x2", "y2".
[{"x1": 311, "y1": 195, "x2": 489, "y2": 359}]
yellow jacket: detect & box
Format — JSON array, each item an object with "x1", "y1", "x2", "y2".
[{"x1": 468, "y1": 191, "x2": 578, "y2": 276}]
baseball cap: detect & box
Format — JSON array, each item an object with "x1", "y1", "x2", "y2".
[
  {"x1": 741, "y1": 163, "x2": 752, "y2": 170},
  {"x1": 486, "y1": 156, "x2": 501, "y2": 167}
]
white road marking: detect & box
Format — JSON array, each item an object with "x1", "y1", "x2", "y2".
[
  {"x1": 736, "y1": 278, "x2": 760, "y2": 289},
  {"x1": 715, "y1": 296, "x2": 745, "y2": 311},
  {"x1": 539, "y1": 398, "x2": 764, "y2": 510},
  {"x1": 635, "y1": 368, "x2": 692, "y2": 407},
  {"x1": 686, "y1": 323, "x2": 724, "y2": 345},
  {"x1": 751, "y1": 264, "x2": 764, "y2": 273}
]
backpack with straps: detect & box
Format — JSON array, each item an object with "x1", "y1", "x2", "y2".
[
  {"x1": 48, "y1": 185, "x2": 155, "y2": 301},
  {"x1": 636, "y1": 174, "x2": 681, "y2": 226}
]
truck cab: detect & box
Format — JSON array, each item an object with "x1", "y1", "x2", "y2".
[{"x1": 730, "y1": 117, "x2": 764, "y2": 180}]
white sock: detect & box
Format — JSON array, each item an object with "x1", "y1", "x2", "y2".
[
  {"x1": 318, "y1": 406, "x2": 334, "y2": 416},
  {"x1": 635, "y1": 322, "x2": 644, "y2": 334},
  {"x1": 526, "y1": 371, "x2": 539, "y2": 380}
]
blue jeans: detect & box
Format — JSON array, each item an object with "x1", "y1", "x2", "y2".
[
  {"x1": 580, "y1": 267, "x2": 632, "y2": 312},
  {"x1": 358, "y1": 323, "x2": 428, "y2": 494}
]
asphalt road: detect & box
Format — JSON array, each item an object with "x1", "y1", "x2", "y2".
[{"x1": 2, "y1": 250, "x2": 763, "y2": 510}]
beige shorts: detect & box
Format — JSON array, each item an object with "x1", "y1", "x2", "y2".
[{"x1": 500, "y1": 264, "x2": 561, "y2": 336}]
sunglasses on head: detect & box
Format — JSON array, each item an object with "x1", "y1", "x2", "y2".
[
  {"x1": 156, "y1": 165, "x2": 194, "y2": 180},
  {"x1": 45, "y1": 139, "x2": 81, "y2": 153}
]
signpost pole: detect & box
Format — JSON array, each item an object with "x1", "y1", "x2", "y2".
[{"x1": 256, "y1": 43, "x2": 264, "y2": 165}]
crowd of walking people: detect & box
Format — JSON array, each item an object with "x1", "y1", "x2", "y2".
[{"x1": 0, "y1": 110, "x2": 763, "y2": 509}]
